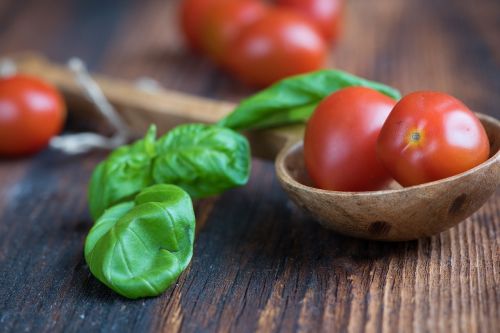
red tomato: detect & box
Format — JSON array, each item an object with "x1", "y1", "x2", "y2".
[
  {"x1": 225, "y1": 9, "x2": 327, "y2": 87},
  {"x1": 200, "y1": 0, "x2": 268, "y2": 63},
  {"x1": 0, "y1": 75, "x2": 66, "y2": 156},
  {"x1": 304, "y1": 87, "x2": 396, "y2": 191},
  {"x1": 276, "y1": 0, "x2": 344, "y2": 42},
  {"x1": 377, "y1": 92, "x2": 490, "y2": 187},
  {"x1": 179, "y1": 0, "x2": 219, "y2": 51}
]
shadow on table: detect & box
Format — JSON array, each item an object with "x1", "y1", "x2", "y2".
[{"x1": 198, "y1": 169, "x2": 422, "y2": 278}]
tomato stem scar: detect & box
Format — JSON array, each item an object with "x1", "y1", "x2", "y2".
[
  {"x1": 403, "y1": 128, "x2": 424, "y2": 150},
  {"x1": 410, "y1": 132, "x2": 421, "y2": 142}
]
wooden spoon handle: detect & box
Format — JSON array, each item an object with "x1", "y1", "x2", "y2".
[{"x1": 9, "y1": 52, "x2": 304, "y2": 160}]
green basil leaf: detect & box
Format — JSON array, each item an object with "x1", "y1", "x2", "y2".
[
  {"x1": 217, "y1": 69, "x2": 402, "y2": 131},
  {"x1": 84, "y1": 184, "x2": 195, "y2": 299},
  {"x1": 88, "y1": 126, "x2": 157, "y2": 221},
  {"x1": 88, "y1": 124, "x2": 251, "y2": 220},
  {"x1": 153, "y1": 124, "x2": 251, "y2": 199}
]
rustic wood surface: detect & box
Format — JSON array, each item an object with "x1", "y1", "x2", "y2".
[{"x1": 0, "y1": 0, "x2": 499, "y2": 332}]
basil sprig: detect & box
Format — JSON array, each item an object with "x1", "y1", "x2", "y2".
[
  {"x1": 218, "y1": 69, "x2": 402, "y2": 131},
  {"x1": 88, "y1": 124, "x2": 251, "y2": 220},
  {"x1": 84, "y1": 184, "x2": 195, "y2": 299}
]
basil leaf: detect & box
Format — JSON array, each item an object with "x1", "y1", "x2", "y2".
[
  {"x1": 84, "y1": 184, "x2": 195, "y2": 299},
  {"x1": 88, "y1": 124, "x2": 251, "y2": 220},
  {"x1": 88, "y1": 126, "x2": 157, "y2": 221},
  {"x1": 153, "y1": 124, "x2": 251, "y2": 199},
  {"x1": 217, "y1": 69, "x2": 402, "y2": 131}
]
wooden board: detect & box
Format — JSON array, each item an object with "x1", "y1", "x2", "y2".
[{"x1": 0, "y1": 0, "x2": 499, "y2": 332}]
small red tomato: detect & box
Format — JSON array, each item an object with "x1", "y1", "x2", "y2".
[
  {"x1": 377, "y1": 91, "x2": 490, "y2": 187},
  {"x1": 225, "y1": 9, "x2": 327, "y2": 87},
  {"x1": 200, "y1": 0, "x2": 268, "y2": 63},
  {"x1": 0, "y1": 75, "x2": 66, "y2": 156},
  {"x1": 179, "y1": 0, "x2": 219, "y2": 51},
  {"x1": 304, "y1": 87, "x2": 396, "y2": 191},
  {"x1": 276, "y1": 0, "x2": 344, "y2": 43}
]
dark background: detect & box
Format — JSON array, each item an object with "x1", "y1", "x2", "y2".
[{"x1": 0, "y1": 0, "x2": 499, "y2": 332}]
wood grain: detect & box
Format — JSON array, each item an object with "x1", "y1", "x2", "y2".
[{"x1": 0, "y1": 0, "x2": 499, "y2": 332}]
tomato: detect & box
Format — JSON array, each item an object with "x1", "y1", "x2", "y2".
[
  {"x1": 200, "y1": 0, "x2": 268, "y2": 63},
  {"x1": 276, "y1": 0, "x2": 344, "y2": 42},
  {"x1": 225, "y1": 9, "x2": 327, "y2": 87},
  {"x1": 179, "y1": 0, "x2": 219, "y2": 51},
  {"x1": 304, "y1": 87, "x2": 396, "y2": 191},
  {"x1": 0, "y1": 75, "x2": 66, "y2": 156},
  {"x1": 377, "y1": 92, "x2": 490, "y2": 187}
]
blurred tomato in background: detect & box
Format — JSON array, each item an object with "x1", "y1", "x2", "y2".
[
  {"x1": 179, "y1": 0, "x2": 219, "y2": 51},
  {"x1": 199, "y1": 0, "x2": 269, "y2": 64},
  {"x1": 225, "y1": 9, "x2": 327, "y2": 87},
  {"x1": 276, "y1": 0, "x2": 344, "y2": 43},
  {"x1": 0, "y1": 75, "x2": 66, "y2": 156},
  {"x1": 178, "y1": 0, "x2": 344, "y2": 86}
]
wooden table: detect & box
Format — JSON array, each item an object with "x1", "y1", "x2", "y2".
[{"x1": 0, "y1": 0, "x2": 498, "y2": 332}]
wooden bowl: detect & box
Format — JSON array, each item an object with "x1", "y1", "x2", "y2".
[{"x1": 275, "y1": 113, "x2": 500, "y2": 241}]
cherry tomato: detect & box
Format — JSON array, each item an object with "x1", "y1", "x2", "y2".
[
  {"x1": 225, "y1": 9, "x2": 327, "y2": 87},
  {"x1": 200, "y1": 0, "x2": 268, "y2": 63},
  {"x1": 377, "y1": 92, "x2": 490, "y2": 187},
  {"x1": 276, "y1": 0, "x2": 344, "y2": 42},
  {"x1": 0, "y1": 75, "x2": 66, "y2": 156},
  {"x1": 179, "y1": 0, "x2": 219, "y2": 51},
  {"x1": 304, "y1": 87, "x2": 396, "y2": 191}
]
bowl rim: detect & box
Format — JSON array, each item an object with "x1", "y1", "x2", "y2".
[{"x1": 276, "y1": 112, "x2": 500, "y2": 197}]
